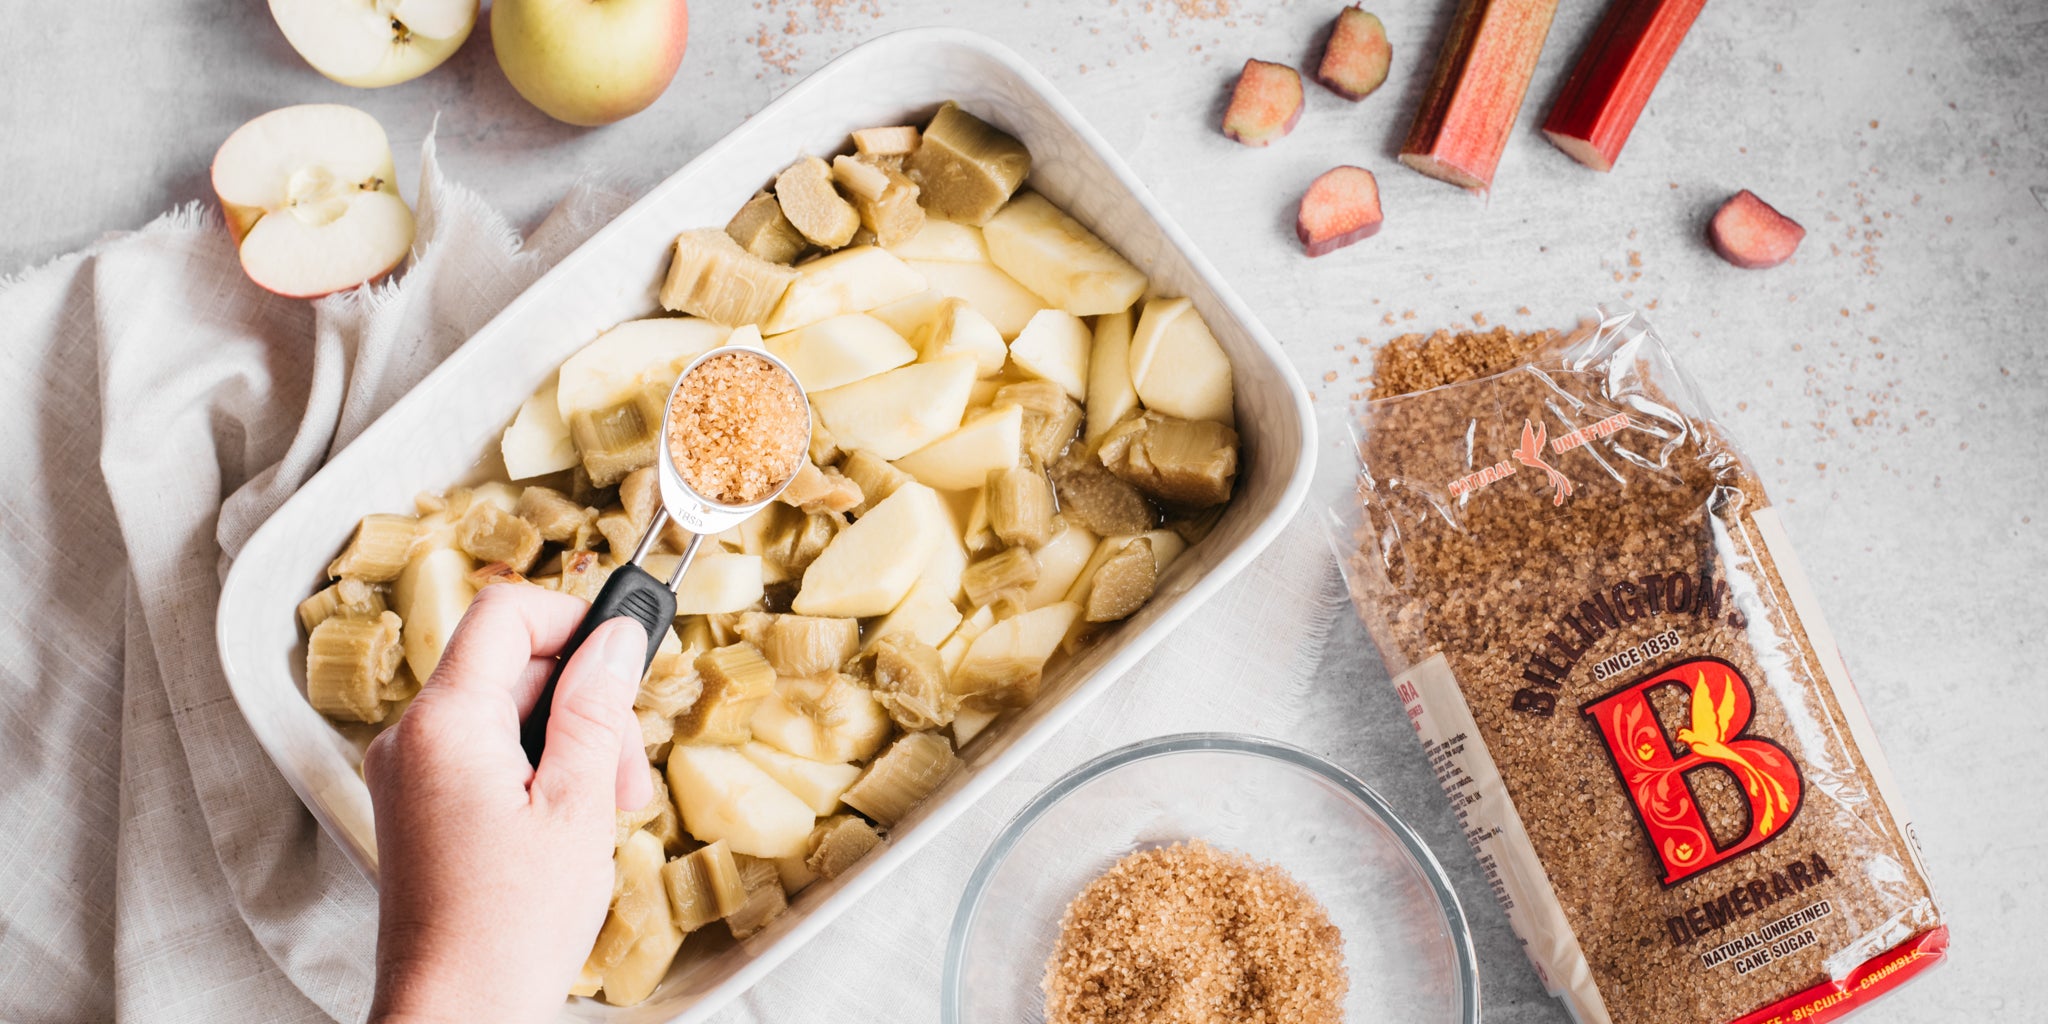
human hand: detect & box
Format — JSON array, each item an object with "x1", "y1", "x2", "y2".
[{"x1": 363, "y1": 584, "x2": 654, "y2": 1024}]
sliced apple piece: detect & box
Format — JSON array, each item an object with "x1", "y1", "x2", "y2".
[
  {"x1": 269, "y1": 0, "x2": 477, "y2": 89},
  {"x1": 555, "y1": 317, "x2": 730, "y2": 422},
  {"x1": 392, "y1": 544, "x2": 476, "y2": 682},
  {"x1": 1008, "y1": 310, "x2": 1091, "y2": 401},
  {"x1": 761, "y1": 246, "x2": 925, "y2": 335},
  {"x1": 1023, "y1": 519, "x2": 1099, "y2": 609},
  {"x1": 740, "y1": 741, "x2": 861, "y2": 816},
  {"x1": 1128, "y1": 296, "x2": 1235, "y2": 425},
  {"x1": 892, "y1": 405, "x2": 1023, "y2": 490},
  {"x1": 937, "y1": 605, "x2": 993, "y2": 676},
  {"x1": 749, "y1": 674, "x2": 892, "y2": 763},
  {"x1": 764, "y1": 313, "x2": 916, "y2": 392},
  {"x1": 810, "y1": 356, "x2": 976, "y2": 461},
  {"x1": 950, "y1": 601, "x2": 1080, "y2": 708},
  {"x1": 211, "y1": 104, "x2": 416, "y2": 299},
  {"x1": 1085, "y1": 308, "x2": 1139, "y2": 441},
  {"x1": 885, "y1": 218, "x2": 989, "y2": 263},
  {"x1": 866, "y1": 577, "x2": 966, "y2": 651},
  {"x1": 792, "y1": 482, "x2": 947, "y2": 616},
  {"x1": 920, "y1": 523, "x2": 970, "y2": 606},
  {"x1": 867, "y1": 290, "x2": 947, "y2": 340},
  {"x1": 665, "y1": 745, "x2": 816, "y2": 859},
  {"x1": 905, "y1": 259, "x2": 1047, "y2": 339},
  {"x1": 641, "y1": 552, "x2": 765, "y2": 615},
  {"x1": 983, "y1": 192, "x2": 1148, "y2": 316},
  {"x1": 909, "y1": 298, "x2": 1006, "y2": 376},
  {"x1": 952, "y1": 705, "x2": 999, "y2": 747},
  {"x1": 501, "y1": 375, "x2": 577, "y2": 480}
]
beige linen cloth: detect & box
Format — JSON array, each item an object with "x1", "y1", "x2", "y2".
[{"x1": 0, "y1": 141, "x2": 1344, "y2": 1023}]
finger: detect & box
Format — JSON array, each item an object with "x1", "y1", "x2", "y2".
[
  {"x1": 422, "y1": 584, "x2": 591, "y2": 699},
  {"x1": 616, "y1": 705, "x2": 655, "y2": 812},
  {"x1": 529, "y1": 617, "x2": 646, "y2": 819}
]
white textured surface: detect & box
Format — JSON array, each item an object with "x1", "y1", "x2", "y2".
[{"x1": 3, "y1": 2, "x2": 2045, "y2": 1023}]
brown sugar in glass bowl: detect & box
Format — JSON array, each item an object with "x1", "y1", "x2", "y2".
[
  {"x1": 943, "y1": 734, "x2": 1479, "y2": 1024},
  {"x1": 664, "y1": 350, "x2": 808, "y2": 506},
  {"x1": 1043, "y1": 840, "x2": 1347, "y2": 1024}
]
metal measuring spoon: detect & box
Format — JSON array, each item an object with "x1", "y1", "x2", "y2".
[{"x1": 520, "y1": 344, "x2": 810, "y2": 768}]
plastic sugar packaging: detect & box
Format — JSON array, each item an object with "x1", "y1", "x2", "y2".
[{"x1": 1332, "y1": 308, "x2": 1947, "y2": 1024}]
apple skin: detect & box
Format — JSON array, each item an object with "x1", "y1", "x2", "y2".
[{"x1": 492, "y1": 0, "x2": 689, "y2": 127}]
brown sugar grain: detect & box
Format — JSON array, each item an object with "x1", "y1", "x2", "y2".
[
  {"x1": 664, "y1": 351, "x2": 808, "y2": 506},
  {"x1": 1341, "y1": 312, "x2": 1944, "y2": 1024},
  {"x1": 1043, "y1": 841, "x2": 1346, "y2": 1024}
]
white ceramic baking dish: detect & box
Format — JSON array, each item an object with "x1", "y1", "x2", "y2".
[{"x1": 217, "y1": 26, "x2": 1314, "y2": 1022}]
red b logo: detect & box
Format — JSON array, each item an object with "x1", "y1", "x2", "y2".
[{"x1": 1582, "y1": 658, "x2": 1803, "y2": 885}]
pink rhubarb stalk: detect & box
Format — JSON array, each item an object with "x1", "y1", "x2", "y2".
[
  {"x1": 1399, "y1": 0, "x2": 1561, "y2": 190},
  {"x1": 1543, "y1": 0, "x2": 1709, "y2": 171}
]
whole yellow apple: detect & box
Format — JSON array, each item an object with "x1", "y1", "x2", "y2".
[{"x1": 492, "y1": 0, "x2": 689, "y2": 127}]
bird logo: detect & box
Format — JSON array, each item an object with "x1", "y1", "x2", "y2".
[
  {"x1": 1513, "y1": 420, "x2": 1574, "y2": 506},
  {"x1": 1674, "y1": 669, "x2": 1795, "y2": 837},
  {"x1": 1582, "y1": 657, "x2": 1805, "y2": 885}
]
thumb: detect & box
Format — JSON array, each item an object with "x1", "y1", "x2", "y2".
[{"x1": 530, "y1": 617, "x2": 646, "y2": 821}]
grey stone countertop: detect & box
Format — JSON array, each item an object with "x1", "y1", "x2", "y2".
[{"x1": 4, "y1": 0, "x2": 2042, "y2": 1021}]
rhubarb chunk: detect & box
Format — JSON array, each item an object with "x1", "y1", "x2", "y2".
[
  {"x1": 1316, "y1": 7, "x2": 1393, "y2": 101},
  {"x1": 1543, "y1": 0, "x2": 1708, "y2": 171},
  {"x1": 1399, "y1": 0, "x2": 1561, "y2": 189},
  {"x1": 1221, "y1": 59, "x2": 1304, "y2": 147},
  {"x1": 1708, "y1": 190, "x2": 1805, "y2": 269},
  {"x1": 1296, "y1": 166, "x2": 1384, "y2": 256}
]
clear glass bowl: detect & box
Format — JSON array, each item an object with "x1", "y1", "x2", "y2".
[{"x1": 943, "y1": 733, "x2": 1481, "y2": 1023}]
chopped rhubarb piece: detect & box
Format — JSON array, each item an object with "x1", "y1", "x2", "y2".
[
  {"x1": 1222, "y1": 59, "x2": 1305, "y2": 147},
  {"x1": 1296, "y1": 166, "x2": 1384, "y2": 257},
  {"x1": 1316, "y1": 7, "x2": 1393, "y2": 101},
  {"x1": 1399, "y1": 0, "x2": 1561, "y2": 190},
  {"x1": 1543, "y1": 0, "x2": 1708, "y2": 171},
  {"x1": 1709, "y1": 190, "x2": 1805, "y2": 269}
]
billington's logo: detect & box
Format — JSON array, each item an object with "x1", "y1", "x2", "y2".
[{"x1": 1582, "y1": 657, "x2": 1803, "y2": 885}]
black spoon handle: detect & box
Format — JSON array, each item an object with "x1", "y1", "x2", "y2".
[{"x1": 519, "y1": 564, "x2": 674, "y2": 768}]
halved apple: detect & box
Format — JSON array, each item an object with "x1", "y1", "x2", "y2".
[
  {"x1": 1128, "y1": 296, "x2": 1235, "y2": 425},
  {"x1": 269, "y1": 0, "x2": 477, "y2": 88},
  {"x1": 211, "y1": 104, "x2": 417, "y2": 299}
]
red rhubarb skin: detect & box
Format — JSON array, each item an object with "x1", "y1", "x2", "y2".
[
  {"x1": 1222, "y1": 59, "x2": 1305, "y2": 147},
  {"x1": 1709, "y1": 190, "x2": 1805, "y2": 268},
  {"x1": 1400, "y1": 0, "x2": 1562, "y2": 189},
  {"x1": 1316, "y1": 7, "x2": 1393, "y2": 101},
  {"x1": 1542, "y1": 0, "x2": 1709, "y2": 171},
  {"x1": 1297, "y1": 166, "x2": 1384, "y2": 256}
]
